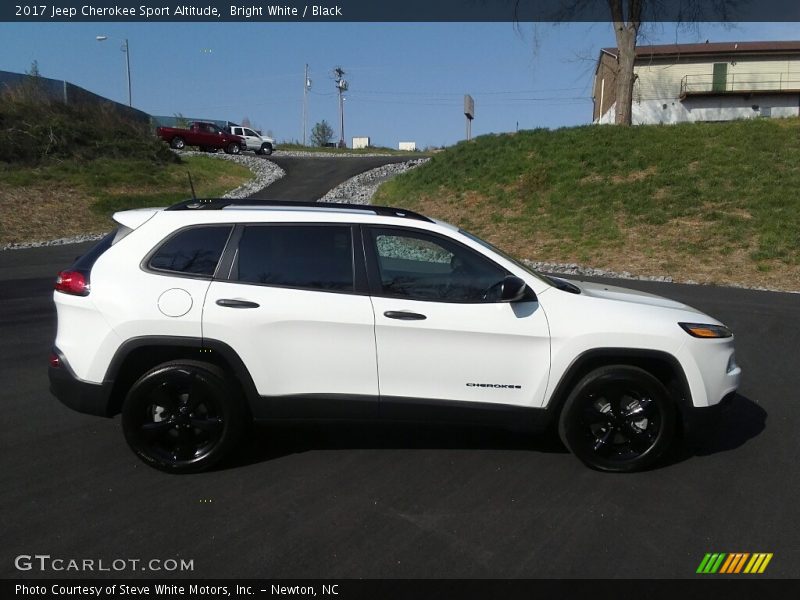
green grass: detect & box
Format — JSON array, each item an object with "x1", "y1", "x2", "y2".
[
  {"x1": 0, "y1": 155, "x2": 250, "y2": 213},
  {"x1": 88, "y1": 156, "x2": 251, "y2": 215},
  {"x1": 0, "y1": 156, "x2": 252, "y2": 244},
  {"x1": 374, "y1": 118, "x2": 800, "y2": 288}
]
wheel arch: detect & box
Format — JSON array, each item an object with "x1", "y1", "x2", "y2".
[
  {"x1": 104, "y1": 336, "x2": 258, "y2": 416},
  {"x1": 544, "y1": 348, "x2": 693, "y2": 426}
]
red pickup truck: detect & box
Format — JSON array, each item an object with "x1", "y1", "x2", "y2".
[{"x1": 156, "y1": 121, "x2": 246, "y2": 154}]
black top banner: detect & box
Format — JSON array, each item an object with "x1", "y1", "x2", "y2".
[{"x1": 2, "y1": 0, "x2": 800, "y2": 22}]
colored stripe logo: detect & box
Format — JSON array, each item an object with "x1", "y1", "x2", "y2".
[{"x1": 697, "y1": 553, "x2": 773, "y2": 574}]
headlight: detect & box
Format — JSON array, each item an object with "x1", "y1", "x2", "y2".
[{"x1": 679, "y1": 322, "x2": 732, "y2": 338}]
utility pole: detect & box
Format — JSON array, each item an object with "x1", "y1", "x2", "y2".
[
  {"x1": 123, "y1": 38, "x2": 131, "y2": 107},
  {"x1": 302, "y1": 64, "x2": 311, "y2": 146},
  {"x1": 334, "y1": 66, "x2": 348, "y2": 148},
  {"x1": 96, "y1": 35, "x2": 132, "y2": 107}
]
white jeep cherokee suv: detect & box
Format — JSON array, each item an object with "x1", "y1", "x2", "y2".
[{"x1": 49, "y1": 199, "x2": 740, "y2": 473}]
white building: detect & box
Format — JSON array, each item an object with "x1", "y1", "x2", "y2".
[
  {"x1": 352, "y1": 136, "x2": 370, "y2": 149},
  {"x1": 398, "y1": 141, "x2": 417, "y2": 151},
  {"x1": 593, "y1": 41, "x2": 800, "y2": 125}
]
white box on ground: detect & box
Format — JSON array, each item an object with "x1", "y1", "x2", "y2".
[
  {"x1": 399, "y1": 141, "x2": 416, "y2": 151},
  {"x1": 352, "y1": 137, "x2": 370, "y2": 149}
]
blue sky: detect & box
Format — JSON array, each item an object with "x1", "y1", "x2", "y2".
[{"x1": 1, "y1": 21, "x2": 798, "y2": 148}]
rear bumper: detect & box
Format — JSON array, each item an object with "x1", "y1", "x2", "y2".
[{"x1": 49, "y1": 350, "x2": 113, "y2": 417}]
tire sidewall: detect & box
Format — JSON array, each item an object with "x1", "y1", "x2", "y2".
[{"x1": 558, "y1": 366, "x2": 676, "y2": 472}]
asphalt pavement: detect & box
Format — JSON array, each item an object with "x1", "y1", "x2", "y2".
[{"x1": 250, "y1": 155, "x2": 413, "y2": 201}]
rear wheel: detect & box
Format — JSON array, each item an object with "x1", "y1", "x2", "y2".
[
  {"x1": 558, "y1": 365, "x2": 676, "y2": 472},
  {"x1": 121, "y1": 361, "x2": 246, "y2": 473},
  {"x1": 170, "y1": 136, "x2": 185, "y2": 150}
]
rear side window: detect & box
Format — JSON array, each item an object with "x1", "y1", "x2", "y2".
[
  {"x1": 69, "y1": 225, "x2": 134, "y2": 275},
  {"x1": 71, "y1": 230, "x2": 116, "y2": 273},
  {"x1": 148, "y1": 226, "x2": 232, "y2": 277},
  {"x1": 234, "y1": 225, "x2": 353, "y2": 292}
]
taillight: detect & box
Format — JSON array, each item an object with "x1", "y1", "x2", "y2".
[
  {"x1": 49, "y1": 352, "x2": 60, "y2": 368},
  {"x1": 55, "y1": 270, "x2": 89, "y2": 296}
]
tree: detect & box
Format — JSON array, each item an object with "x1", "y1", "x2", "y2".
[
  {"x1": 311, "y1": 120, "x2": 334, "y2": 146},
  {"x1": 173, "y1": 112, "x2": 189, "y2": 128},
  {"x1": 608, "y1": 0, "x2": 642, "y2": 126},
  {"x1": 26, "y1": 60, "x2": 41, "y2": 78},
  {"x1": 532, "y1": 1, "x2": 735, "y2": 126}
]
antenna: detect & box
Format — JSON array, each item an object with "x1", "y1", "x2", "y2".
[{"x1": 187, "y1": 171, "x2": 197, "y2": 200}]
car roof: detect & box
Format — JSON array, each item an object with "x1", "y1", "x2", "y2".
[
  {"x1": 112, "y1": 200, "x2": 438, "y2": 231},
  {"x1": 164, "y1": 198, "x2": 434, "y2": 223}
]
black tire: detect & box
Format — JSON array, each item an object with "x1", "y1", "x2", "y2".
[
  {"x1": 121, "y1": 360, "x2": 247, "y2": 474},
  {"x1": 260, "y1": 143, "x2": 273, "y2": 156},
  {"x1": 225, "y1": 143, "x2": 241, "y2": 155},
  {"x1": 558, "y1": 365, "x2": 676, "y2": 472},
  {"x1": 170, "y1": 136, "x2": 185, "y2": 150}
]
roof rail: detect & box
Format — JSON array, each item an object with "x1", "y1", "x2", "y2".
[{"x1": 164, "y1": 198, "x2": 433, "y2": 222}]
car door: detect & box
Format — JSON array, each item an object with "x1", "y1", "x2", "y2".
[
  {"x1": 243, "y1": 128, "x2": 260, "y2": 151},
  {"x1": 364, "y1": 226, "x2": 551, "y2": 411},
  {"x1": 203, "y1": 223, "x2": 379, "y2": 418}
]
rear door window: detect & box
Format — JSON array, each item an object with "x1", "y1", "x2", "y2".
[{"x1": 234, "y1": 225, "x2": 354, "y2": 292}]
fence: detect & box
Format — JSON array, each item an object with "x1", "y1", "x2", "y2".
[{"x1": 0, "y1": 70, "x2": 151, "y2": 124}]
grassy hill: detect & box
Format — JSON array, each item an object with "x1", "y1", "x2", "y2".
[
  {"x1": 374, "y1": 118, "x2": 800, "y2": 290},
  {"x1": 0, "y1": 87, "x2": 251, "y2": 245}
]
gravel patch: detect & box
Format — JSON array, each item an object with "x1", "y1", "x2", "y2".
[
  {"x1": 1, "y1": 232, "x2": 109, "y2": 251},
  {"x1": 524, "y1": 259, "x2": 799, "y2": 294},
  {"x1": 1, "y1": 151, "x2": 284, "y2": 251},
  {"x1": 320, "y1": 158, "x2": 430, "y2": 204}
]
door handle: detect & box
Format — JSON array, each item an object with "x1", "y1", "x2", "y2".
[
  {"x1": 216, "y1": 298, "x2": 260, "y2": 309},
  {"x1": 384, "y1": 311, "x2": 427, "y2": 321}
]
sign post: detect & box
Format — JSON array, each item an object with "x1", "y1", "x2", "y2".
[{"x1": 464, "y1": 94, "x2": 474, "y2": 141}]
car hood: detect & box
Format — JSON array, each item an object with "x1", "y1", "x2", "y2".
[{"x1": 562, "y1": 278, "x2": 706, "y2": 315}]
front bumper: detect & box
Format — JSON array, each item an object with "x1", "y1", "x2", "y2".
[{"x1": 49, "y1": 349, "x2": 113, "y2": 417}]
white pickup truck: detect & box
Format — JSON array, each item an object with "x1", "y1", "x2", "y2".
[{"x1": 228, "y1": 125, "x2": 275, "y2": 155}]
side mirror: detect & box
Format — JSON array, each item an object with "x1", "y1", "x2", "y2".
[{"x1": 500, "y1": 276, "x2": 534, "y2": 303}]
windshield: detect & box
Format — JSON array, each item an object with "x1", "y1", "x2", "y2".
[{"x1": 458, "y1": 229, "x2": 559, "y2": 288}]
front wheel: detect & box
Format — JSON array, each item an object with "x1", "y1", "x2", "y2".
[
  {"x1": 121, "y1": 361, "x2": 247, "y2": 473},
  {"x1": 259, "y1": 143, "x2": 273, "y2": 156},
  {"x1": 558, "y1": 365, "x2": 676, "y2": 472},
  {"x1": 225, "y1": 143, "x2": 241, "y2": 155}
]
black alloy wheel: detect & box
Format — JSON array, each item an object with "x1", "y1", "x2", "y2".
[
  {"x1": 558, "y1": 365, "x2": 676, "y2": 472},
  {"x1": 122, "y1": 361, "x2": 245, "y2": 473}
]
